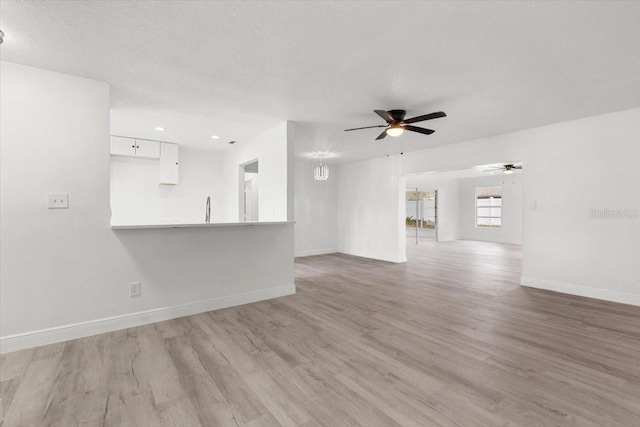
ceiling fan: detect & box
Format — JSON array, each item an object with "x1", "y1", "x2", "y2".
[
  {"x1": 344, "y1": 109, "x2": 446, "y2": 140},
  {"x1": 483, "y1": 163, "x2": 523, "y2": 175}
]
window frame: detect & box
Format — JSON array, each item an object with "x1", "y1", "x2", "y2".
[{"x1": 475, "y1": 186, "x2": 502, "y2": 229}]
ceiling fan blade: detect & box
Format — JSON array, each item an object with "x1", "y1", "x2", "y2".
[
  {"x1": 374, "y1": 110, "x2": 394, "y2": 123},
  {"x1": 403, "y1": 111, "x2": 446, "y2": 124},
  {"x1": 344, "y1": 125, "x2": 387, "y2": 132},
  {"x1": 375, "y1": 130, "x2": 388, "y2": 140},
  {"x1": 405, "y1": 125, "x2": 435, "y2": 135}
]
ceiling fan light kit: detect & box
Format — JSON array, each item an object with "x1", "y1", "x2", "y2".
[
  {"x1": 386, "y1": 124, "x2": 404, "y2": 137},
  {"x1": 345, "y1": 109, "x2": 446, "y2": 142}
]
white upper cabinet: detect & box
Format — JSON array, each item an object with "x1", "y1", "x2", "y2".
[
  {"x1": 110, "y1": 136, "x2": 136, "y2": 156},
  {"x1": 159, "y1": 142, "x2": 179, "y2": 185},
  {"x1": 110, "y1": 136, "x2": 160, "y2": 159},
  {"x1": 135, "y1": 139, "x2": 160, "y2": 159}
]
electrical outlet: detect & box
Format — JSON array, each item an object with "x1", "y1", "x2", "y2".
[
  {"x1": 129, "y1": 282, "x2": 141, "y2": 297},
  {"x1": 48, "y1": 193, "x2": 69, "y2": 209}
]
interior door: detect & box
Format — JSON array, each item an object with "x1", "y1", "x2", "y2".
[{"x1": 244, "y1": 180, "x2": 253, "y2": 221}]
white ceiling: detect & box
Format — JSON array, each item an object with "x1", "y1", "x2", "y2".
[{"x1": 2, "y1": 1, "x2": 639, "y2": 163}]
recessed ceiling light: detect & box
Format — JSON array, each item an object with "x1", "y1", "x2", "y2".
[
  {"x1": 228, "y1": 141, "x2": 236, "y2": 145},
  {"x1": 211, "y1": 135, "x2": 220, "y2": 139},
  {"x1": 154, "y1": 127, "x2": 165, "y2": 131}
]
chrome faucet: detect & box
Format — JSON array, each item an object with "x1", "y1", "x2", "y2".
[{"x1": 205, "y1": 196, "x2": 211, "y2": 223}]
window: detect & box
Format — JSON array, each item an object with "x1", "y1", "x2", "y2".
[{"x1": 476, "y1": 186, "x2": 502, "y2": 228}]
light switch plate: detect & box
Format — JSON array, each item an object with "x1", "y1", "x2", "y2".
[
  {"x1": 129, "y1": 282, "x2": 141, "y2": 297},
  {"x1": 48, "y1": 193, "x2": 69, "y2": 209}
]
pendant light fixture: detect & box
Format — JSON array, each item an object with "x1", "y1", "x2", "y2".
[
  {"x1": 314, "y1": 164, "x2": 329, "y2": 181},
  {"x1": 311, "y1": 151, "x2": 332, "y2": 181}
]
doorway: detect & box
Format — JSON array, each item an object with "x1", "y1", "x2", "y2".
[
  {"x1": 240, "y1": 160, "x2": 259, "y2": 222},
  {"x1": 406, "y1": 188, "x2": 437, "y2": 244}
]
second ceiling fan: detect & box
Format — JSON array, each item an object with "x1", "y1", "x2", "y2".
[
  {"x1": 345, "y1": 109, "x2": 446, "y2": 140},
  {"x1": 483, "y1": 163, "x2": 523, "y2": 175}
]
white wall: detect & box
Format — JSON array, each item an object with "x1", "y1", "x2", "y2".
[
  {"x1": 222, "y1": 122, "x2": 289, "y2": 222},
  {"x1": 110, "y1": 147, "x2": 224, "y2": 225},
  {"x1": 294, "y1": 161, "x2": 338, "y2": 257},
  {"x1": 518, "y1": 109, "x2": 639, "y2": 304},
  {"x1": 405, "y1": 175, "x2": 460, "y2": 242},
  {"x1": 341, "y1": 107, "x2": 640, "y2": 305},
  {"x1": 457, "y1": 174, "x2": 523, "y2": 244},
  {"x1": 337, "y1": 155, "x2": 406, "y2": 263},
  {"x1": 0, "y1": 62, "x2": 295, "y2": 353}
]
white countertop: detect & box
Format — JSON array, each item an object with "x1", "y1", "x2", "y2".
[{"x1": 111, "y1": 221, "x2": 294, "y2": 230}]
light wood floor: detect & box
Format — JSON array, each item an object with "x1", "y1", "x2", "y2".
[{"x1": 2, "y1": 240, "x2": 639, "y2": 426}]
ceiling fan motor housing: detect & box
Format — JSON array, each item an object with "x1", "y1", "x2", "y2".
[{"x1": 388, "y1": 110, "x2": 406, "y2": 123}]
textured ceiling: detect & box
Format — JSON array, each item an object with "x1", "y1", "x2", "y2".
[{"x1": 1, "y1": 1, "x2": 639, "y2": 163}]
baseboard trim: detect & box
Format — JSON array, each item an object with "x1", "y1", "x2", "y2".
[
  {"x1": 456, "y1": 238, "x2": 523, "y2": 245},
  {"x1": 294, "y1": 248, "x2": 338, "y2": 257},
  {"x1": 520, "y1": 277, "x2": 640, "y2": 307},
  {"x1": 337, "y1": 251, "x2": 407, "y2": 264},
  {"x1": 0, "y1": 284, "x2": 296, "y2": 354}
]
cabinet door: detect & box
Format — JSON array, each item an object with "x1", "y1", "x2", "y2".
[
  {"x1": 160, "y1": 143, "x2": 179, "y2": 184},
  {"x1": 135, "y1": 139, "x2": 160, "y2": 159},
  {"x1": 110, "y1": 136, "x2": 136, "y2": 156}
]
